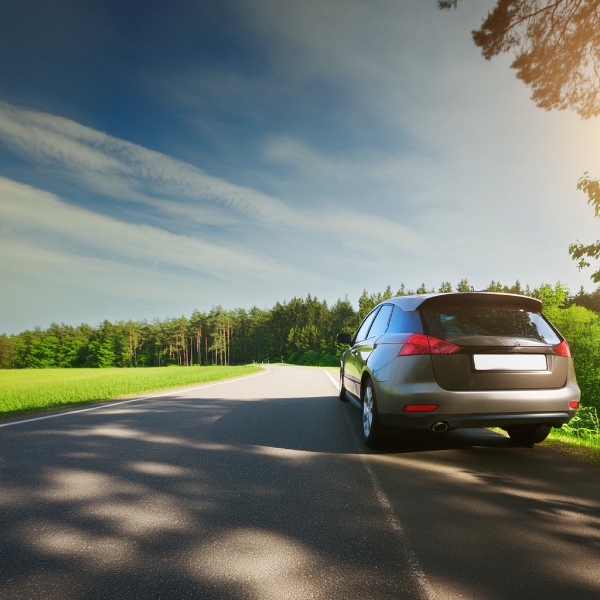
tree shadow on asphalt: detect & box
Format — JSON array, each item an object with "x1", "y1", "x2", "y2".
[
  {"x1": 208, "y1": 394, "x2": 514, "y2": 455},
  {"x1": 0, "y1": 392, "x2": 599, "y2": 600}
]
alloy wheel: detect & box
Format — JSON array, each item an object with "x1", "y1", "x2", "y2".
[{"x1": 363, "y1": 384, "x2": 373, "y2": 438}]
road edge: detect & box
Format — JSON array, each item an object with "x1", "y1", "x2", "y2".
[{"x1": 0, "y1": 367, "x2": 271, "y2": 429}]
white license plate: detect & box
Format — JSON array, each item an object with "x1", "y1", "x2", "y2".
[{"x1": 473, "y1": 354, "x2": 547, "y2": 371}]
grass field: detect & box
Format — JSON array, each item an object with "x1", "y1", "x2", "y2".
[{"x1": 0, "y1": 365, "x2": 262, "y2": 419}]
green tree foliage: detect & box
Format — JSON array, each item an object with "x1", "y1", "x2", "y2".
[
  {"x1": 488, "y1": 279, "x2": 526, "y2": 294},
  {"x1": 526, "y1": 281, "x2": 600, "y2": 410},
  {"x1": 440, "y1": 0, "x2": 600, "y2": 119},
  {"x1": 569, "y1": 285, "x2": 600, "y2": 312},
  {"x1": 570, "y1": 173, "x2": 600, "y2": 282},
  {"x1": 0, "y1": 334, "x2": 13, "y2": 368},
  {"x1": 456, "y1": 278, "x2": 471, "y2": 292},
  {"x1": 538, "y1": 281, "x2": 570, "y2": 317},
  {"x1": 547, "y1": 304, "x2": 600, "y2": 409}
]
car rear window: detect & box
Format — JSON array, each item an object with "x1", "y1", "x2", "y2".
[{"x1": 420, "y1": 304, "x2": 560, "y2": 345}]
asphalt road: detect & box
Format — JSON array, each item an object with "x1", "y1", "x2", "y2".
[{"x1": 1, "y1": 365, "x2": 599, "y2": 600}]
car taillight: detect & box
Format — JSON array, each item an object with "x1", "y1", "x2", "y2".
[
  {"x1": 429, "y1": 337, "x2": 461, "y2": 354},
  {"x1": 399, "y1": 333, "x2": 430, "y2": 355},
  {"x1": 399, "y1": 334, "x2": 460, "y2": 356},
  {"x1": 569, "y1": 401, "x2": 579, "y2": 409},
  {"x1": 404, "y1": 404, "x2": 439, "y2": 412},
  {"x1": 553, "y1": 340, "x2": 571, "y2": 358}
]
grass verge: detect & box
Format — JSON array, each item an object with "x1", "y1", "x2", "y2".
[
  {"x1": 543, "y1": 407, "x2": 600, "y2": 468},
  {"x1": 490, "y1": 407, "x2": 600, "y2": 469},
  {"x1": 0, "y1": 365, "x2": 262, "y2": 420},
  {"x1": 541, "y1": 432, "x2": 600, "y2": 468}
]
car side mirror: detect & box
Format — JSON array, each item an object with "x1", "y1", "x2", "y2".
[{"x1": 337, "y1": 333, "x2": 352, "y2": 345}]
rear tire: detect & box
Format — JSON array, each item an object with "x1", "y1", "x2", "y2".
[
  {"x1": 339, "y1": 370, "x2": 349, "y2": 402},
  {"x1": 362, "y1": 378, "x2": 383, "y2": 448},
  {"x1": 506, "y1": 424, "x2": 552, "y2": 446}
]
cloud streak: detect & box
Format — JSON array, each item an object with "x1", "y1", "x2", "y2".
[
  {"x1": 0, "y1": 176, "x2": 327, "y2": 285},
  {"x1": 0, "y1": 101, "x2": 427, "y2": 256},
  {"x1": 0, "y1": 101, "x2": 288, "y2": 223}
]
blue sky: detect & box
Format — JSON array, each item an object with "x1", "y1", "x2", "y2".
[{"x1": 1, "y1": 0, "x2": 600, "y2": 334}]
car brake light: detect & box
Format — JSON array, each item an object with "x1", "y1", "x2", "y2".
[
  {"x1": 569, "y1": 401, "x2": 579, "y2": 409},
  {"x1": 404, "y1": 404, "x2": 439, "y2": 412},
  {"x1": 553, "y1": 340, "x2": 571, "y2": 358},
  {"x1": 399, "y1": 334, "x2": 460, "y2": 356},
  {"x1": 428, "y1": 337, "x2": 460, "y2": 354},
  {"x1": 399, "y1": 333, "x2": 430, "y2": 355}
]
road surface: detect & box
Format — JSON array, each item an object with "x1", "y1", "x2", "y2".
[{"x1": 1, "y1": 365, "x2": 599, "y2": 599}]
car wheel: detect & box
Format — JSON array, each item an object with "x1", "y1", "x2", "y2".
[
  {"x1": 362, "y1": 378, "x2": 383, "y2": 448},
  {"x1": 339, "y1": 370, "x2": 349, "y2": 402},
  {"x1": 506, "y1": 424, "x2": 552, "y2": 446}
]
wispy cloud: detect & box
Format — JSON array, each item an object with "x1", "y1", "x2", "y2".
[
  {"x1": 0, "y1": 101, "x2": 289, "y2": 224},
  {"x1": 0, "y1": 101, "x2": 428, "y2": 256},
  {"x1": 0, "y1": 237, "x2": 201, "y2": 303},
  {"x1": 0, "y1": 176, "x2": 326, "y2": 284}
]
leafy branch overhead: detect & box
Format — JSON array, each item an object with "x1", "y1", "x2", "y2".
[
  {"x1": 569, "y1": 173, "x2": 600, "y2": 280},
  {"x1": 440, "y1": 0, "x2": 600, "y2": 118}
]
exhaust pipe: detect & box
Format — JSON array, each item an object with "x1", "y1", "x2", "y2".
[{"x1": 431, "y1": 421, "x2": 449, "y2": 433}]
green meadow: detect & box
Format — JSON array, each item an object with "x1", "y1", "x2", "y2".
[{"x1": 0, "y1": 365, "x2": 261, "y2": 419}]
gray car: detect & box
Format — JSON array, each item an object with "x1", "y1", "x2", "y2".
[{"x1": 337, "y1": 292, "x2": 580, "y2": 448}]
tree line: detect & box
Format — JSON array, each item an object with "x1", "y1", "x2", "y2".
[{"x1": 3, "y1": 278, "x2": 600, "y2": 371}]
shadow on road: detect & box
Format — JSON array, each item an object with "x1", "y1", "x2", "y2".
[
  {"x1": 0, "y1": 389, "x2": 599, "y2": 600},
  {"x1": 209, "y1": 394, "x2": 516, "y2": 454}
]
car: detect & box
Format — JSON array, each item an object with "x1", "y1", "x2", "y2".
[{"x1": 337, "y1": 292, "x2": 580, "y2": 448}]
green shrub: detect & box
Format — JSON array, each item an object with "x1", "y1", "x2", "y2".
[
  {"x1": 546, "y1": 305, "x2": 600, "y2": 410},
  {"x1": 560, "y1": 406, "x2": 600, "y2": 439}
]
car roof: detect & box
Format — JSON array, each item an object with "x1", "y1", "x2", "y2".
[{"x1": 381, "y1": 292, "x2": 542, "y2": 312}]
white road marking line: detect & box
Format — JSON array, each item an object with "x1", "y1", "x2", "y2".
[
  {"x1": 325, "y1": 367, "x2": 437, "y2": 600},
  {"x1": 355, "y1": 441, "x2": 438, "y2": 600},
  {"x1": 0, "y1": 367, "x2": 271, "y2": 429},
  {"x1": 321, "y1": 369, "x2": 339, "y2": 388}
]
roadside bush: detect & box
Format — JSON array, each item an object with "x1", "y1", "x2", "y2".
[
  {"x1": 286, "y1": 349, "x2": 340, "y2": 367},
  {"x1": 546, "y1": 305, "x2": 600, "y2": 411},
  {"x1": 561, "y1": 406, "x2": 600, "y2": 439},
  {"x1": 317, "y1": 352, "x2": 339, "y2": 367},
  {"x1": 297, "y1": 350, "x2": 319, "y2": 365}
]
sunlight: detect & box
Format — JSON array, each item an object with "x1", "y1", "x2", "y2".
[
  {"x1": 21, "y1": 522, "x2": 139, "y2": 568},
  {"x1": 187, "y1": 528, "x2": 320, "y2": 600}
]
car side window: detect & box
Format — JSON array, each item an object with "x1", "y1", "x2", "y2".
[
  {"x1": 355, "y1": 308, "x2": 380, "y2": 343},
  {"x1": 387, "y1": 306, "x2": 405, "y2": 333},
  {"x1": 388, "y1": 307, "x2": 424, "y2": 334},
  {"x1": 367, "y1": 304, "x2": 394, "y2": 338}
]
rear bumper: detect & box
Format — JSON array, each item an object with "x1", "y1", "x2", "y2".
[
  {"x1": 372, "y1": 355, "x2": 580, "y2": 430},
  {"x1": 378, "y1": 410, "x2": 573, "y2": 430}
]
